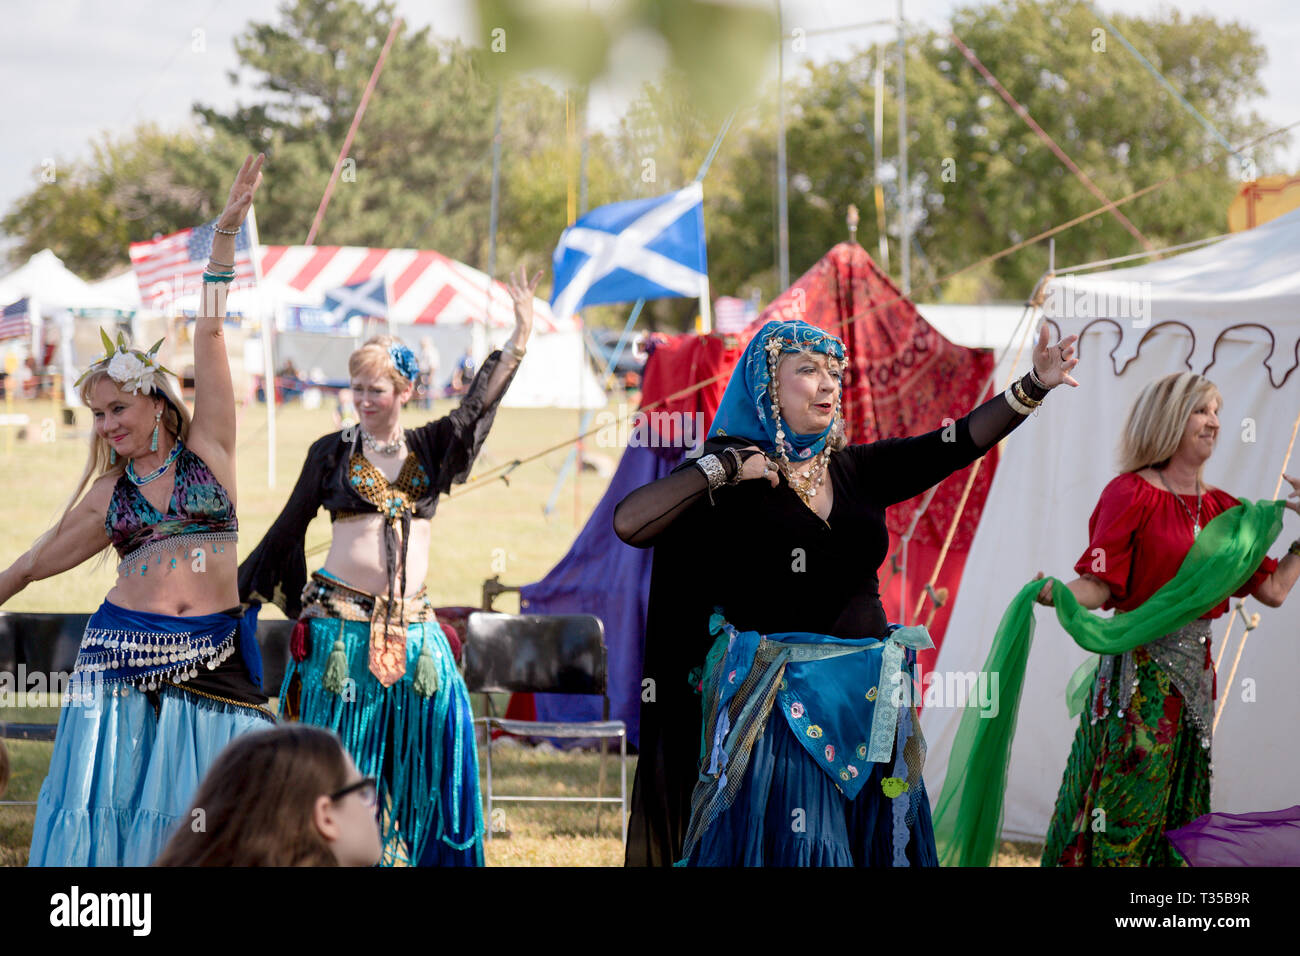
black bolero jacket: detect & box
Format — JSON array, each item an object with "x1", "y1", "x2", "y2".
[{"x1": 238, "y1": 351, "x2": 514, "y2": 617}]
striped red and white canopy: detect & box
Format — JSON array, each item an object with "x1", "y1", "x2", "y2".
[{"x1": 257, "y1": 245, "x2": 566, "y2": 332}]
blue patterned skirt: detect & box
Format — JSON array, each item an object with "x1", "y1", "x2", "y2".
[
  {"x1": 681, "y1": 620, "x2": 938, "y2": 867},
  {"x1": 686, "y1": 714, "x2": 939, "y2": 866},
  {"x1": 28, "y1": 601, "x2": 274, "y2": 867},
  {"x1": 286, "y1": 613, "x2": 483, "y2": 866}
]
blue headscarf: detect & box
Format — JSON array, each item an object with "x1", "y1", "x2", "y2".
[{"x1": 708, "y1": 319, "x2": 846, "y2": 461}]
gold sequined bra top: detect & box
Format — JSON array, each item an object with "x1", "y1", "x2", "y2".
[{"x1": 334, "y1": 452, "x2": 434, "y2": 524}]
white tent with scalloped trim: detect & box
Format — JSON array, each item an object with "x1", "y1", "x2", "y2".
[{"x1": 923, "y1": 207, "x2": 1300, "y2": 845}]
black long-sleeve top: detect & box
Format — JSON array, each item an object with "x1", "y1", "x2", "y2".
[
  {"x1": 616, "y1": 382, "x2": 1041, "y2": 866},
  {"x1": 238, "y1": 351, "x2": 514, "y2": 618}
]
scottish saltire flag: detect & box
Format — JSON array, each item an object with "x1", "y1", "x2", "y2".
[
  {"x1": 550, "y1": 182, "x2": 707, "y2": 319},
  {"x1": 324, "y1": 275, "x2": 388, "y2": 321},
  {"x1": 0, "y1": 298, "x2": 31, "y2": 341}
]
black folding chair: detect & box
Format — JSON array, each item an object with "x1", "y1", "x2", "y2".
[{"x1": 462, "y1": 612, "x2": 627, "y2": 844}]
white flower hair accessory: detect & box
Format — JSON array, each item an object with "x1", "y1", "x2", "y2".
[{"x1": 75, "y1": 328, "x2": 176, "y2": 395}]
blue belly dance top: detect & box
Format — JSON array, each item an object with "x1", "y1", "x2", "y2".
[{"x1": 105, "y1": 442, "x2": 238, "y2": 578}]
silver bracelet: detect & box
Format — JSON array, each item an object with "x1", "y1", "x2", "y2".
[
  {"x1": 1028, "y1": 365, "x2": 1051, "y2": 391},
  {"x1": 1004, "y1": 386, "x2": 1033, "y2": 416},
  {"x1": 502, "y1": 342, "x2": 526, "y2": 362},
  {"x1": 721, "y1": 447, "x2": 744, "y2": 485},
  {"x1": 696, "y1": 454, "x2": 727, "y2": 491},
  {"x1": 213, "y1": 224, "x2": 241, "y2": 236}
]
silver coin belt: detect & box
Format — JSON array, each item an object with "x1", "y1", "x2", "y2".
[{"x1": 71, "y1": 625, "x2": 237, "y2": 695}]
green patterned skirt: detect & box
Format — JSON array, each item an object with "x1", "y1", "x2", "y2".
[{"x1": 1041, "y1": 645, "x2": 1210, "y2": 866}]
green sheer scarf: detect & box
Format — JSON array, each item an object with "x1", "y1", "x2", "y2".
[{"x1": 931, "y1": 498, "x2": 1284, "y2": 867}]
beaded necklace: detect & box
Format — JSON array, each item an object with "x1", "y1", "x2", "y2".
[
  {"x1": 766, "y1": 345, "x2": 842, "y2": 513},
  {"x1": 127, "y1": 440, "x2": 184, "y2": 486}
]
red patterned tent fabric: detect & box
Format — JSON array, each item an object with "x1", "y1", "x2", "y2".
[{"x1": 748, "y1": 243, "x2": 998, "y2": 676}]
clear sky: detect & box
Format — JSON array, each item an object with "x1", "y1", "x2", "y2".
[{"x1": 1, "y1": 0, "x2": 1295, "y2": 259}]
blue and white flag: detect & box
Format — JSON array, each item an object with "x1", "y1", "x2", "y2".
[
  {"x1": 550, "y1": 182, "x2": 707, "y2": 319},
  {"x1": 324, "y1": 275, "x2": 388, "y2": 321}
]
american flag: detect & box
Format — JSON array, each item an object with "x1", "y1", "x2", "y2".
[
  {"x1": 0, "y1": 298, "x2": 31, "y2": 341},
  {"x1": 129, "y1": 219, "x2": 256, "y2": 309}
]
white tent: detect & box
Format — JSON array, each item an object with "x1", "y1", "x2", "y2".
[
  {"x1": 85, "y1": 269, "x2": 144, "y2": 311},
  {"x1": 0, "y1": 249, "x2": 102, "y2": 310},
  {"x1": 923, "y1": 208, "x2": 1300, "y2": 842}
]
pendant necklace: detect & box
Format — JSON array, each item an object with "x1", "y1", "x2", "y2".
[{"x1": 1156, "y1": 469, "x2": 1202, "y2": 538}]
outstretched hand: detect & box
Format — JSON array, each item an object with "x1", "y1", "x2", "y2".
[
  {"x1": 1283, "y1": 472, "x2": 1300, "y2": 516},
  {"x1": 506, "y1": 265, "x2": 543, "y2": 345},
  {"x1": 217, "y1": 153, "x2": 265, "y2": 232},
  {"x1": 1032, "y1": 324, "x2": 1080, "y2": 388}
]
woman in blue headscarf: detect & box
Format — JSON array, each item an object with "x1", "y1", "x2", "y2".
[{"x1": 614, "y1": 318, "x2": 1080, "y2": 866}]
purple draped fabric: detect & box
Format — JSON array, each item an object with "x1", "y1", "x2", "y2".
[
  {"x1": 519, "y1": 443, "x2": 677, "y2": 748},
  {"x1": 1165, "y1": 806, "x2": 1300, "y2": 865}
]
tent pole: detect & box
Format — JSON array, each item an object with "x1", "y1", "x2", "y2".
[
  {"x1": 874, "y1": 45, "x2": 889, "y2": 271},
  {"x1": 775, "y1": 0, "x2": 790, "y2": 290},
  {"x1": 247, "y1": 205, "x2": 275, "y2": 491},
  {"x1": 897, "y1": 0, "x2": 910, "y2": 295}
]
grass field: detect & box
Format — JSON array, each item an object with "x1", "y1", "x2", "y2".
[{"x1": 0, "y1": 395, "x2": 1043, "y2": 866}]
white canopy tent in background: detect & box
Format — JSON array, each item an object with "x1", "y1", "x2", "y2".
[{"x1": 923, "y1": 208, "x2": 1300, "y2": 842}]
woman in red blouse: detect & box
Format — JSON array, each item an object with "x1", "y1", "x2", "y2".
[{"x1": 1034, "y1": 372, "x2": 1300, "y2": 865}]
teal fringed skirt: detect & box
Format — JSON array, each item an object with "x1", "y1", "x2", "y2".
[{"x1": 285, "y1": 616, "x2": 484, "y2": 866}]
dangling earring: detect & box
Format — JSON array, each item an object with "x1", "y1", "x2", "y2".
[
  {"x1": 109, "y1": 447, "x2": 117, "y2": 465},
  {"x1": 151, "y1": 409, "x2": 161, "y2": 452}
]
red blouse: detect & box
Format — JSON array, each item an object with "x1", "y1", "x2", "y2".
[{"x1": 1073, "y1": 471, "x2": 1279, "y2": 618}]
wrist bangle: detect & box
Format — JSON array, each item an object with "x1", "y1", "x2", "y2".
[
  {"x1": 1004, "y1": 386, "x2": 1033, "y2": 416},
  {"x1": 1010, "y1": 379, "x2": 1042, "y2": 410},
  {"x1": 213, "y1": 224, "x2": 241, "y2": 236},
  {"x1": 203, "y1": 273, "x2": 235, "y2": 284},
  {"x1": 502, "y1": 342, "x2": 526, "y2": 361},
  {"x1": 721, "y1": 447, "x2": 744, "y2": 484},
  {"x1": 208, "y1": 257, "x2": 235, "y2": 269},
  {"x1": 696, "y1": 454, "x2": 727, "y2": 492},
  {"x1": 1028, "y1": 365, "x2": 1052, "y2": 392}
]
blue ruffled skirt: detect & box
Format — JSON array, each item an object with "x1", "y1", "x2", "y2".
[
  {"x1": 287, "y1": 615, "x2": 483, "y2": 866},
  {"x1": 29, "y1": 682, "x2": 273, "y2": 867},
  {"x1": 686, "y1": 714, "x2": 939, "y2": 866}
]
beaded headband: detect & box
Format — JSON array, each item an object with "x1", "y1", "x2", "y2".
[{"x1": 74, "y1": 329, "x2": 176, "y2": 396}]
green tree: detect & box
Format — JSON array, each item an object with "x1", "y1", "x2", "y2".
[
  {"x1": 742, "y1": 0, "x2": 1280, "y2": 302},
  {"x1": 1, "y1": 125, "x2": 245, "y2": 278}
]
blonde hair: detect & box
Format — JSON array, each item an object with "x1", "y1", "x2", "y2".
[
  {"x1": 348, "y1": 335, "x2": 414, "y2": 395},
  {"x1": 1118, "y1": 372, "x2": 1222, "y2": 474},
  {"x1": 34, "y1": 368, "x2": 191, "y2": 564}
]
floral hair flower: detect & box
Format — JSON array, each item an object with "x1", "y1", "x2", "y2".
[
  {"x1": 75, "y1": 328, "x2": 175, "y2": 395},
  {"x1": 389, "y1": 343, "x2": 420, "y2": 383}
]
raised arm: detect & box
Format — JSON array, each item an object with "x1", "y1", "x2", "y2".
[
  {"x1": 478, "y1": 265, "x2": 541, "y2": 409},
  {"x1": 851, "y1": 325, "x2": 1080, "y2": 506},
  {"x1": 189, "y1": 153, "x2": 265, "y2": 472},
  {"x1": 0, "y1": 475, "x2": 116, "y2": 607}
]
